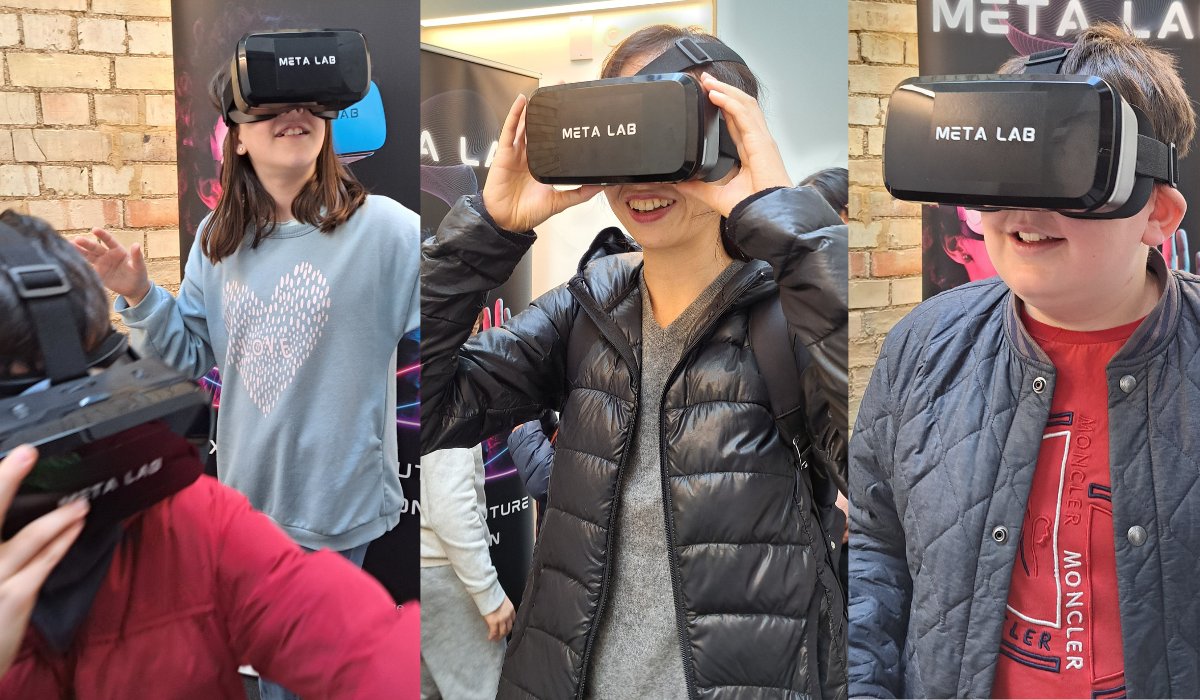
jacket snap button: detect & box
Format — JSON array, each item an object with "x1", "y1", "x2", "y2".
[
  {"x1": 1127, "y1": 525, "x2": 1147, "y2": 546},
  {"x1": 992, "y1": 525, "x2": 1008, "y2": 544},
  {"x1": 1120, "y1": 375, "x2": 1137, "y2": 393},
  {"x1": 1032, "y1": 377, "x2": 1047, "y2": 394}
]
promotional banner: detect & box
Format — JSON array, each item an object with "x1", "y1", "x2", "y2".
[
  {"x1": 170, "y1": 0, "x2": 420, "y2": 603},
  {"x1": 420, "y1": 44, "x2": 540, "y2": 608},
  {"x1": 917, "y1": 0, "x2": 1200, "y2": 298}
]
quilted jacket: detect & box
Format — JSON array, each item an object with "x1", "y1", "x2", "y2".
[
  {"x1": 849, "y1": 250, "x2": 1200, "y2": 698},
  {"x1": 421, "y1": 187, "x2": 849, "y2": 700}
]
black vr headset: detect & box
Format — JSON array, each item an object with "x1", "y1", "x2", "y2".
[
  {"x1": 525, "y1": 37, "x2": 745, "y2": 185},
  {"x1": 0, "y1": 224, "x2": 209, "y2": 540},
  {"x1": 221, "y1": 29, "x2": 371, "y2": 126},
  {"x1": 883, "y1": 47, "x2": 1179, "y2": 219}
]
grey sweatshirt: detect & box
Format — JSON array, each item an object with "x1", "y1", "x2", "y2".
[
  {"x1": 116, "y1": 195, "x2": 421, "y2": 550},
  {"x1": 420, "y1": 446, "x2": 506, "y2": 616},
  {"x1": 586, "y1": 260, "x2": 743, "y2": 700}
]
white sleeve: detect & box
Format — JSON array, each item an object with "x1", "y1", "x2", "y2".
[{"x1": 421, "y1": 447, "x2": 507, "y2": 616}]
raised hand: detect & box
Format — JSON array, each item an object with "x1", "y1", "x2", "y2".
[
  {"x1": 482, "y1": 94, "x2": 603, "y2": 233},
  {"x1": 72, "y1": 228, "x2": 152, "y2": 307},
  {"x1": 677, "y1": 72, "x2": 794, "y2": 218}
]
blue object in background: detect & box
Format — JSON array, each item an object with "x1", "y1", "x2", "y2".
[{"x1": 332, "y1": 81, "x2": 386, "y2": 160}]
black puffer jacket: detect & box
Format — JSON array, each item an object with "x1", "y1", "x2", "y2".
[
  {"x1": 421, "y1": 187, "x2": 849, "y2": 700},
  {"x1": 850, "y1": 251, "x2": 1200, "y2": 698}
]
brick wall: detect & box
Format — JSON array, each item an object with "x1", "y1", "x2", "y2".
[
  {"x1": 847, "y1": 0, "x2": 922, "y2": 425},
  {"x1": 0, "y1": 0, "x2": 176, "y2": 325}
]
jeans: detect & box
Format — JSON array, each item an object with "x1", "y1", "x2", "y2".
[{"x1": 257, "y1": 541, "x2": 372, "y2": 700}]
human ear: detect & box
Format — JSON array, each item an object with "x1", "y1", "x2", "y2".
[
  {"x1": 1142, "y1": 184, "x2": 1187, "y2": 247},
  {"x1": 942, "y1": 234, "x2": 970, "y2": 265}
]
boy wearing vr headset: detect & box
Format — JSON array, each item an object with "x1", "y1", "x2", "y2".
[
  {"x1": 0, "y1": 212, "x2": 417, "y2": 697},
  {"x1": 850, "y1": 25, "x2": 1198, "y2": 699}
]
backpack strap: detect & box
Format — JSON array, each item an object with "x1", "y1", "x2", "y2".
[
  {"x1": 749, "y1": 292, "x2": 846, "y2": 553},
  {"x1": 748, "y1": 294, "x2": 812, "y2": 468}
]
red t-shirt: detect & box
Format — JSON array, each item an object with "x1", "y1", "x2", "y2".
[{"x1": 991, "y1": 311, "x2": 1143, "y2": 700}]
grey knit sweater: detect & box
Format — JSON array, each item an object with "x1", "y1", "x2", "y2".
[{"x1": 585, "y1": 260, "x2": 744, "y2": 700}]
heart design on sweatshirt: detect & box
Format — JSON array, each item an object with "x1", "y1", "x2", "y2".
[{"x1": 222, "y1": 263, "x2": 331, "y2": 414}]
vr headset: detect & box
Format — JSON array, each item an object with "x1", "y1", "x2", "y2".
[
  {"x1": 883, "y1": 48, "x2": 1179, "y2": 219},
  {"x1": 221, "y1": 29, "x2": 372, "y2": 126},
  {"x1": 525, "y1": 37, "x2": 745, "y2": 185},
  {"x1": 0, "y1": 224, "x2": 209, "y2": 540}
]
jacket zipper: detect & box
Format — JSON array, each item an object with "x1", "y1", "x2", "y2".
[
  {"x1": 656, "y1": 271, "x2": 765, "y2": 700},
  {"x1": 569, "y1": 269, "x2": 765, "y2": 700},
  {"x1": 792, "y1": 440, "x2": 845, "y2": 698},
  {"x1": 568, "y1": 280, "x2": 642, "y2": 700}
]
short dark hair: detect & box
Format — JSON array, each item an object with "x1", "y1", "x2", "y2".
[
  {"x1": 800, "y1": 168, "x2": 849, "y2": 215},
  {"x1": 999, "y1": 23, "x2": 1196, "y2": 157},
  {"x1": 600, "y1": 25, "x2": 762, "y2": 100},
  {"x1": 0, "y1": 210, "x2": 111, "y2": 379}
]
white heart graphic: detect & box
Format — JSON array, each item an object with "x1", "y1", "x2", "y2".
[{"x1": 223, "y1": 263, "x2": 331, "y2": 414}]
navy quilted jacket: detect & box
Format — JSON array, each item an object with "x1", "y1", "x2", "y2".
[{"x1": 849, "y1": 250, "x2": 1200, "y2": 698}]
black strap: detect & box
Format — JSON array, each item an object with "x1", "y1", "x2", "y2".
[
  {"x1": 635, "y1": 38, "x2": 748, "y2": 76},
  {"x1": 1023, "y1": 47, "x2": 1069, "y2": 74},
  {"x1": 0, "y1": 223, "x2": 88, "y2": 383},
  {"x1": 748, "y1": 294, "x2": 809, "y2": 466},
  {"x1": 750, "y1": 293, "x2": 849, "y2": 611},
  {"x1": 1137, "y1": 134, "x2": 1178, "y2": 187}
]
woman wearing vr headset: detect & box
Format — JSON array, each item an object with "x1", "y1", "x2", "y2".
[
  {"x1": 71, "y1": 52, "x2": 421, "y2": 699},
  {"x1": 422, "y1": 25, "x2": 848, "y2": 700}
]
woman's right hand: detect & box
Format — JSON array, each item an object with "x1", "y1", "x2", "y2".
[
  {"x1": 72, "y1": 228, "x2": 152, "y2": 307},
  {"x1": 0, "y1": 445, "x2": 88, "y2": 680},
  {"x1": 482, "y1": 94, "x2": 602, "y2": 233}
]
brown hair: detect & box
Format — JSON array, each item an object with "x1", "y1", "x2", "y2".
[
  {"x1": 601, "y1": 26, "x2": 761, "y2": 260},
  {"x1": 0, "y1": 210, "x2": 111, "y2": 378},
  {"x1": 200, "y1": 67, "x2": 367, "y2": 264},
  {"x1": 1000, "y1": 23, "x2": 1196, "y2": 157}
]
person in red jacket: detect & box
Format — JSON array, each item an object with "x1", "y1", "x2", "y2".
[{"x1": 0, "y1": 209, "x2": 419, "y2": 699}]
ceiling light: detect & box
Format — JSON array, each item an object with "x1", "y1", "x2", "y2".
[{"x1": 421, "y1": 0, "x2": 686, "y2": 27}]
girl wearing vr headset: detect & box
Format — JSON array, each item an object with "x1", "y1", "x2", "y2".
[
  {"x1": 422, "y1": 25, "x2": 848, "y2": 700},
  {"x1": 71, "y1": 56, "x2": 420, "y2": 700}
]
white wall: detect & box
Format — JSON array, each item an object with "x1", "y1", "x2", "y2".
[
  {"x1": 715, "y1": 0, "x2": 849, "y2": 184},
  {"x1": 421, "y1": 0, "x2": 847, "y2": 297}
]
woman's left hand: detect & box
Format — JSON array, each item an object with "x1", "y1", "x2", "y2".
[{"x1": 676, "y1": 73, "x2": 793, "y2": 218}]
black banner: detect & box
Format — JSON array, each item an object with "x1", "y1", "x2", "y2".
[{"x1": 420, "y1": 45, "x2": 540, "y2": 609}]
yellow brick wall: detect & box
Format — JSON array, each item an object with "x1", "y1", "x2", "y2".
[
  {"x1": 847, "y1": 0, "x2": 923, "y2": 425},
  {"x1": 0, "y1": 0, "x2": 176, "y2": 326}
]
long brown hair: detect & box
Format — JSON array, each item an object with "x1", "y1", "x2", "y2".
[
  {"x1": 601, "y1": 26, "x2": 762, "y2": 261},
  {"x1": 200, "y1": 67, "x2": 367, "y2": 264}
]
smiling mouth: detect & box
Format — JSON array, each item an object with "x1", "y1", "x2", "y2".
[
  {"x1": 1013, "y1": 231, "x2": 1064, "y2": 243},
  {"x1": 276, "y1": 126, "x2": 309, "y2": 138},
  {"x1": 628, "y1": 197, "x2": 676, "y2": 213}
]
